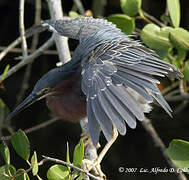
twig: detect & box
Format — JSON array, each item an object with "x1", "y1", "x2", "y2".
[
  {"x1": 42, "y1": 155, "x2": 103, "y2": 180},
  {"x1": 73, "y1": 0, "x2": 85, "y2": 15},
  {"x1": 0, "y1": 46, "x2": 57, "y2": 55},
  {"x1": 138, "y1": 8, "x2": 153, "y2": 24},
  {"x1": 133, "y1": 27, "x2": 141, "y2": 36},
  {"x1": 166, "y1": 94, "x2": 189, "y2": 102},
  {"x1": 19, "y1": 0, "x2": 28, "y2": 57},
  {"x1": 162, "y1": 81, "x2": 179, "y2": 95},
  {"x1": 164, "y1": 5, "x2": 169, "y2": 26},
  {"x1": 25, "y1": 117, "x2": 59, "y2": 134},
  {"x1": 0, "y1": 37, "x2": 22, "y2": 61},
  {"x1": 47, "y1": 0, "x2": 71, "y2": 63},
  {"x1": 31, "y1": 0, "x2": 42, "y2": 50},
  {"x1": 92, "y1": 0, "x2": 107, "y2": 17},
  {"x1": 6, "y1": 168, "x2": 32, "y2": 180},
  {"x1": 142, "y1": 11, "x2": 166, "y2": 27},
  {"x1": 17, "y1": 0, "x2": 42, "y2": 103},
  {"x1": 142, "y1": 117, "x2": 187, "y2": 180},
  {"x1": 5, "y1": 158, "x2": 49, "y2": 179},
  {"x1": 0, "y1": 24, "x2": 47, "y2": 61},
  {"x1": 173, "y1": 80, "x2": 188, "y2": 113},
  {"x1": 0, "y1": 36, "x2": 54, "y2": 82},
  {"x1": 1, "y1": 117, "x2": 60, "y2": 141},
  {"x1": 174, "y1": 101, "x2": 188, "y2": 114}
]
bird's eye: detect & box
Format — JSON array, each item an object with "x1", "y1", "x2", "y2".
[
  {"x1": 36, "y1": 88, "x2": 50, "y2": 95},
  {"x1": 43, "y1": 88, "x2": 50, "y2": 94}
]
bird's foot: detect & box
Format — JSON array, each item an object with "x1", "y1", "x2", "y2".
[
  {"x1": 82, "y1": 159, "x2": 106, "y2": 179},
  {"x1": 80, "y1": 133, "x2": 92, "y2": 147}
]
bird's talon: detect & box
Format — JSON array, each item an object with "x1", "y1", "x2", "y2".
[
  {"x1": 80, "y1": 133, "x2": 92, "y2": 147},
  {"x1": 82, "y1": 159, "x2": 105, "y2": 178},
  {"x1": 82, "y1": 159, "x2": 95, "y2": 171}
]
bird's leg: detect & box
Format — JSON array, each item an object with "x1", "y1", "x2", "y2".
[
  {"x1": 80, "y1": 118, "x2": 92, "y2": 147},
  {"x1": 80, "y1": 119, "x2": 105, "y2": 178},
  {"x1": 95, "y1": 126, "x2": 118, "y2": 166},
  {"x1": 81, "y1": 118, "x2": 118, "y2": 178},
  {"x1": 83, "y1": 126, "x2": 118, "y2": 177},
  {"x1": 80, "y1": 132, "x2": 91, "y2": 147}
]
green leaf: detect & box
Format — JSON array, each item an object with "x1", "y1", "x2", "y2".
[
  {"x1": 169, "y1": 28, "x2": 189, "y2": 51},
  {"x1": 167, "y1": 0, "x2": 180, "y2": 28},
  {"x1": 15, "y1": 169, "x2": 30, "y2": 180},
  {"x1": 66, "y1": 142, "x2": 70, "y2": 163},
  {"x1": 0, "y1": 166, "x2": 9, "y2": 180},
  {"x1": 182, "y1": 61, "x2": 189, "y2": 81},
  {"x1": 0, "y1": 144, "x2": 10, "y2": 165},
  {"x1": 11, "y1": 129, "x2": 30, "y2": 161},
  {"x1": 0, "y1": 173, "x2": 8, "y2": 180},
  {"x1": 160, "y1": 14, "x2": 171, "y2": 25},
  {"x1": 0, "y1": 165, "x2": 16, "y2": 179},
  {"x1": 75, "y1": 174, "x2": 83, "y2": 180},
  {"x1": 47, "y1": 165, "x2": 69, "y2": 180},
  {"x1": 31, "y1": 151, "x2": 38, "y2": 176},
  {"x1": 69, "y1": 11, "x2": 82, "y2": 18},
  {"x1": 167, "y1": 139, "x2": 189, "y2": 171},
  {"x1": 172, "y1": 59, "x2": 181, "y2": 70},
  {"x1": 0, "y1": 98, "x2": 10, "y2": 124},
  {"x1": 177, "y1": 49, "x2": 186, "y2": 62},
  {"x1": 107, "y1": 14, "x2": 135, "y2": 34},
  {"x1": 141, "y1": 24, "x2": 173, "y2": 57},
  {"x1": 73, "y1": 140, "x2": 84, "y2": 168},
  {"x1": 0, "y1": 64, "x2": 10, "y2": 83},
  {"x1": 120, "y1": 0, "x2": 142, "y2": 16}
]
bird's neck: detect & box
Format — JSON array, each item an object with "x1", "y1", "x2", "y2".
[
  {"x1": 52, "y1": 67, "x2": 81, "y2": 95},
  {"x1": 51, "y1": 17, "x2": 119, "y2": 41}
]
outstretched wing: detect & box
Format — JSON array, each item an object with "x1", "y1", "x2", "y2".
[
  {"x1": 82, "y1": 60, "x2": 144, "y2": 145},
  {"x1": 81, "y1": 40, "x2": 182, "y2": 145}
]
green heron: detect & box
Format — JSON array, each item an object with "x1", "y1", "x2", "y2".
[{"x1": 7, "y1": 17, "x2": 183, "y2": 147}]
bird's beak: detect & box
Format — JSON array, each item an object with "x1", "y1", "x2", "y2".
[{"x1": 6, "y1": 92, "x2": 48, "y2": 121}]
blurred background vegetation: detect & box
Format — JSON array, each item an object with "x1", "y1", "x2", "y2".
[{"x1": 0, "y1": 0, "x2": 189, "y2": 179}]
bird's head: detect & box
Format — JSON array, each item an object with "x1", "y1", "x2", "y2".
[{"x1": 7, "y1": 62, "x2": 76, "y2": 120}]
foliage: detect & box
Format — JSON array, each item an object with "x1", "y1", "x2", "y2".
[
  {"x1": 0, "y1": 130, "x2": 84, "y2": 180},
  {"x1": 167, "y1": 139, "x2": 189, "y2": 174},
  {"x1": 106, "y1": 0, "x2": 189, "y2": 81}
]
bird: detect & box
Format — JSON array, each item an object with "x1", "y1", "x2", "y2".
[{"x1": 7, "y1": 17, "x2": 183, "y2": 147}]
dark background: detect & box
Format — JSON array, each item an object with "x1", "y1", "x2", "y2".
[{"x1": 0, "y1": 0, "x2": 189, "y2": 179}]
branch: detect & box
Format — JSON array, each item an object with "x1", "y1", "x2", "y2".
[
  {"x1": 142, "y1": 117, "x2": 187, "y2": 180},
  {"x1": 31, "y1": 0, "x2": 42, "y2": 50},
  {"x1": 142, "y1": 11, "x2": 166, "y2": 27},
  {"x1": 19, "y1": 0, "x2": 28, "y2": 57},
  {"x1": 0, "y1": 36, "x2": 54, "y2": 82},
  {"x1": 166, "y1": 93, "x2": 189, "y2": 102},
  {"x1": 162, "y1": 81, "x2": 179, "y2": 95},
  {"x1": 1, "y1": 117, "x2": 60, "y2": 141},
  {"x1": 47, "y1": 0, "x2": 71, "y2": 63},
  {"x1": 25, "y1": 117, "x2": 59, "y2": 134},
  {"x1": 17, "y1": 0, "x2": 42, "y2": 103},
  {"x1": 138, "y1": 8, "x2": 153, "y2": 24},
  {"x1": 0, "y1": 24, "x2": 47, "y2": 61},
  {"x1": 73, "y1": 0, "x2": 85, "y2": 15},
  {"x1": 0, "y1": 46, "x2": 58, "y2": 55},
  {"x1": 42, "y1": 155, "x2": 103, "y2": 180},
  {"x1": 7, "y1": 168, "x2": 32, "y2": 180}
]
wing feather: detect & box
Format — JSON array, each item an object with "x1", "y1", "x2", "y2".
[
  {"x1": 91, "y1": 96, "x2": 113, "y2": 142},
  {"x1": 112, "y1": 75, "x2": 153, "y2": 102},
  {"x1": 87, "y1": 97, "x2": 100, "y2": 146}
]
